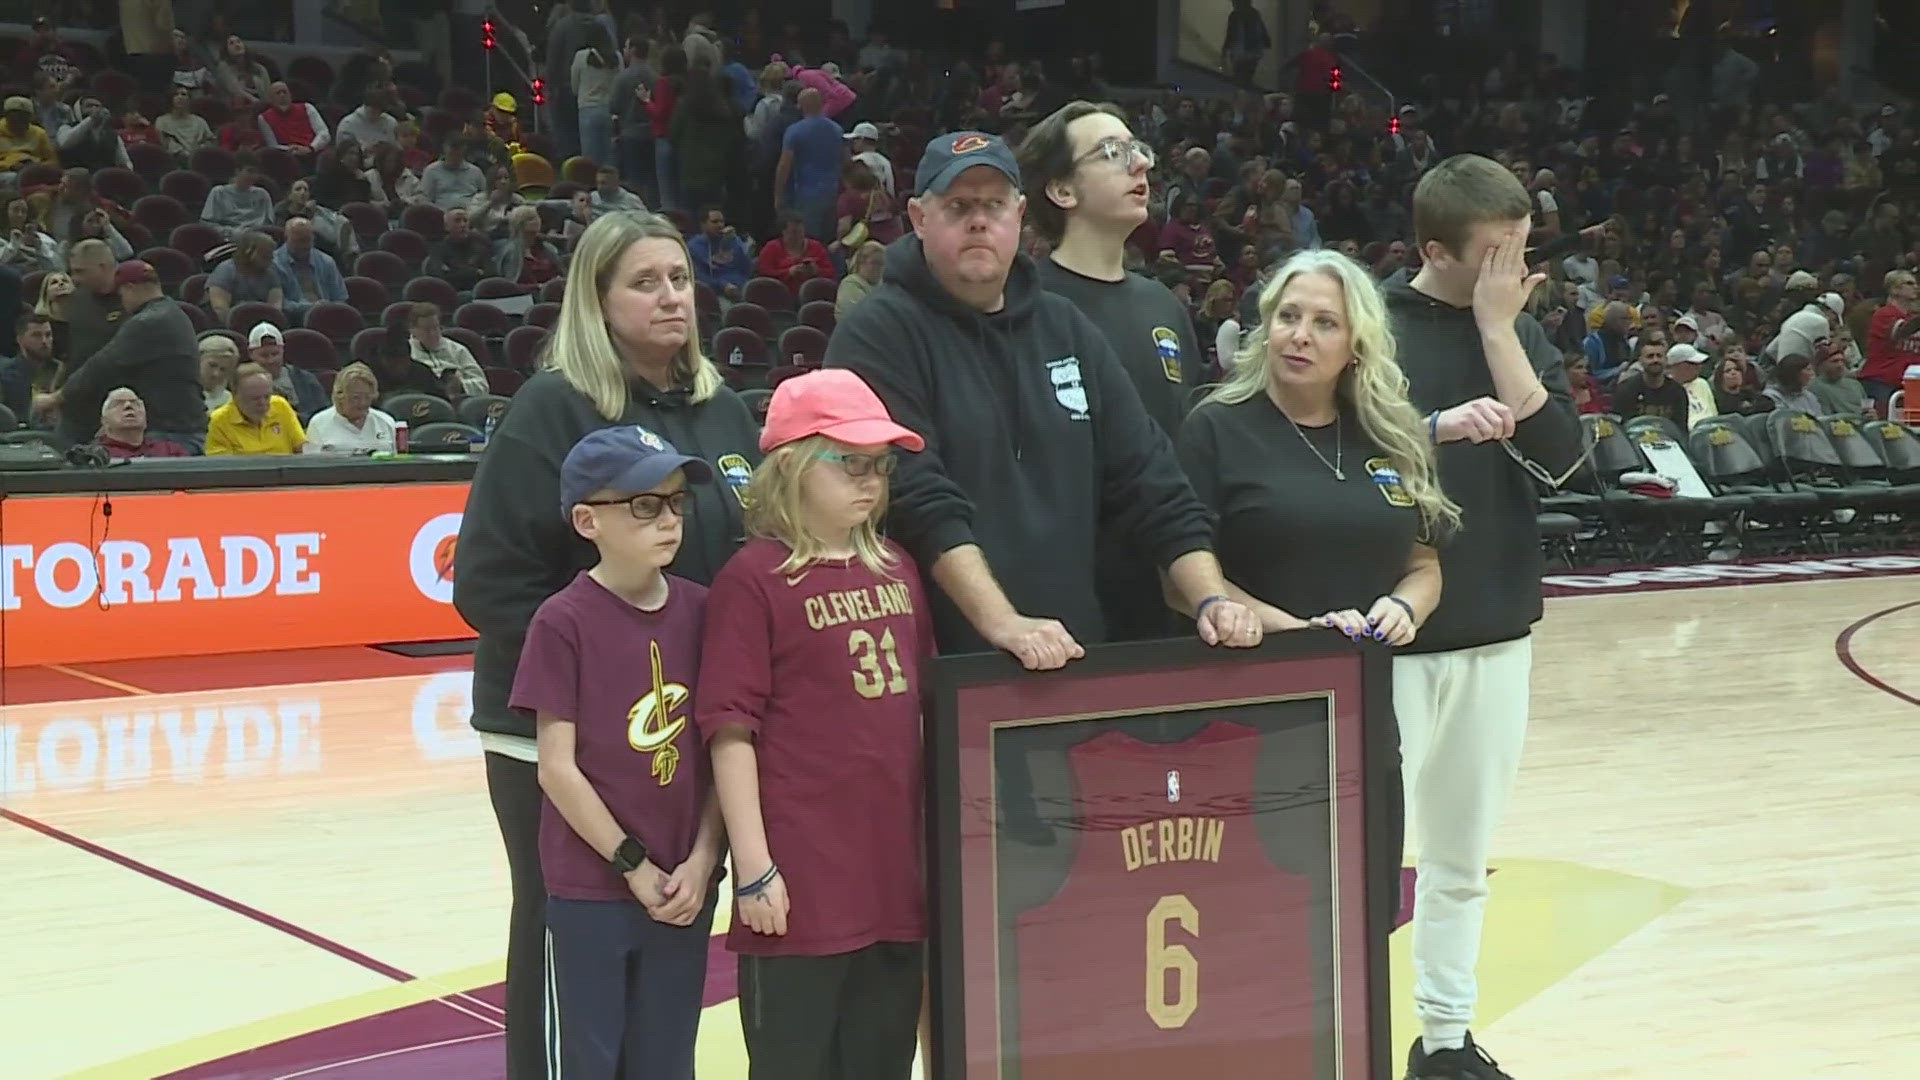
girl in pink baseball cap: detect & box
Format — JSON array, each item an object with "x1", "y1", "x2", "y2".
[{"x1": 694, "y1": 367, "x2": 933, "y2": 1072}]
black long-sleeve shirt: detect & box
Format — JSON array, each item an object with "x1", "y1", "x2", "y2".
[
  {"x1": 826, "y1": 236, "x2": 1215, "y2": 654},
  {"x1": 1383, "y1": 280, "x2": 1584, "y2": 655}
]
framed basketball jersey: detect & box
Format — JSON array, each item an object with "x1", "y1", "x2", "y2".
[{"x1": 927, "y1": 637, "x2": 1395, "y2": 1080}]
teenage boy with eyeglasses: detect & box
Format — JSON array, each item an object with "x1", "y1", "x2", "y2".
[{"x1": 1017, "y1": 102, "x2": 1209, "y2": 641}]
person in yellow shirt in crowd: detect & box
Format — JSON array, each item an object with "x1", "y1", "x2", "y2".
[
  {"x1": 206, "y1": 361, "x2": 306, "y2": 454},
  {"x1": 0, "y1": 96, "x2": 57, "y2": 175}
]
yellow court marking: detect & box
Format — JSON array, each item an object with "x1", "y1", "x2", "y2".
[
  {"x1": 65, "y1": 959, "x2": 507, "y2": 1080},
  {"x1": 77, "y1": 858, "x2": 1686, "y2": 1078},
  {"x1": 1388, "y1": 859, "x2": 1693, "y2": 1051},
  {"x1": 41, "y1": 664, "x2": 155, "y2": 697}
]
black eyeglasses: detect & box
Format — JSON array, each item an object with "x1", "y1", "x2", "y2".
[
  {"x1": 813, "y1": 450, "x2": 898, "y2": 478},
  {"x1": 580, "y1": 490, "x2": 692, "y2": 521}
]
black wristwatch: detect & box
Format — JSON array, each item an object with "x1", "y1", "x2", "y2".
[{"x1": 609, "y1": 836, "x2": 648, "y2": 875}]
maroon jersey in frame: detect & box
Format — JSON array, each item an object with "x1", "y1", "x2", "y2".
[{"x1": 1009, "y1": 721, "x2": 1317, "y2": 1079}]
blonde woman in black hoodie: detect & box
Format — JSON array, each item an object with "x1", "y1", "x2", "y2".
[{"x1": 453, "y1": 211, "x2": 760, "y2": 1080}]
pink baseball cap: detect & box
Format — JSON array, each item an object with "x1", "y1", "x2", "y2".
[{"x1": 759, "y1": 369, "x2": 925, "y2": 454}]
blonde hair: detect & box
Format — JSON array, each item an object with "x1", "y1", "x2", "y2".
[
  {"x1": 545, "y1": 212, "x2": 723, "y2": 420},
  {"x1": 197, "y1": 333, "x2": 239, "y2": 361},
  {"x1": 332, "y1": 361, "x2": 379, "y2": 408},
  {"x1": 1209, "y1": 249, "x2": 1460, "y2": 538},
  {"x1": 34, "y1": 271, "x2": 71, "y2": 316},
  {"x1": 744, "y1": 435, "x2": 899, "y2": 580}
]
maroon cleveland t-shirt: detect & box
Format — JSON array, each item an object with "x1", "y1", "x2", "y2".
[
  {"x1": 696, "y1": 538, "x2": 932, "y2": 956},
  {"x1": 511, "y1": 571, "x2": 710, "y2": 902}
]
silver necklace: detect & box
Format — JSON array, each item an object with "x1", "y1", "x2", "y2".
[{"x1": 1283, "y1": 409, "x2": 1344, "y2": 480}]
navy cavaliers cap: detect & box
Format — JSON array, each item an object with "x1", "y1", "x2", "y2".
[
  {"x1": 914, "y1": 130, "x2": 1022, "y2": 197},
  {"x1": 560, "y1": 425, "x2": 711, "y2": 517}
]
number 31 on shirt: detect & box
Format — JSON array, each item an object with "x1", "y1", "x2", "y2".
[{"x1": 848, "y1": 627, "x2": 909, "y2": 699}]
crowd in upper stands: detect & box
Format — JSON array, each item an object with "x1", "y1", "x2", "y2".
[{"x1": 0, "y1": 3, "x2": 1915, "y2": 468}]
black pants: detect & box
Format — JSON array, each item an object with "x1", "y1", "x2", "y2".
[
  {"x1": 546, "y1": 896, "x2": 714, "y2": 1079},
  {"x1": 738, "y1": 942, "x2": 925, "y2": 1080},
  {"x1": 486, "y1": 751, "x2": 548, "y2": 1080}
]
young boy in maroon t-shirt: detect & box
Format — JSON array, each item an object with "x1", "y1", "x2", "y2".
[
  {"x1": 511, "y1": 424, "x2": 727, "y2": 1078},
  {"x1": 697, "y1": 370, "x2": 933, "y2": 1080}
]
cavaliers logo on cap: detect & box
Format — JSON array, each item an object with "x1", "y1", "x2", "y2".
[
  {"x1": 951, "y1": 133, "x2": 990, "y2": 154},
  {"x1": 635, "y1": 426, "x2": 665, "y2": 451}
]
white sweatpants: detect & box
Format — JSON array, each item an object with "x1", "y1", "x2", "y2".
[{"x1": 1392, "y1": 636, "x2": 1533, "y2": 1049}]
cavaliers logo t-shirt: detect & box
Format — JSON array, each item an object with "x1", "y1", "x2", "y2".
[{"x1": 511, "y1": 570, "x2": 710, "y2": 901}]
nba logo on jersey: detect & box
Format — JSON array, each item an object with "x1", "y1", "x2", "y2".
[{"x1": 1167, "y1": 769, "x2": 1181, "y2": 803}]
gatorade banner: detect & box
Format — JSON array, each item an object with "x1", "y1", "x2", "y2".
[{"x1": 0, "y1": 484, "x2": 472, "y2": 667}]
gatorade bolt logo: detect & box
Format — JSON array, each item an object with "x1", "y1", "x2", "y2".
[
  {"x1": 628, "y1": 639, "x2": 689, "y2": 786},
  {"x1": 407, "y1": 513, "x2": 463, "y2": 604},
  {"x1": 951, "y1": 134, "x2": 990, "y2": 154}
]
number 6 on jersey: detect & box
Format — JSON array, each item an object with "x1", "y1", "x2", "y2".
[{"x1": 1145, "y1": 893, "x2": 1199, "y2": 1029}]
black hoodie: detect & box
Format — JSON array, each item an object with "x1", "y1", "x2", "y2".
[
  {"x1": 1382, "y1": 280, "x2": 1584, "y2": 655},
  {"x1": 453, "y1": 370, "x2": 761, "y2": 740},
  {"x1": 825, "y1": 235, "x2": 1214, "y2": 654}
]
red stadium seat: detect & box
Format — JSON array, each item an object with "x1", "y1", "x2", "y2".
[
  {"x1": 228, "y1": 302, "x2": 287, "y2": 332},
  {"x1": 128, "y1": 143, "x2": 173, "y2": 186},
  {"x1": 168, "y1": 222, "x2": 225, "y2": 261},
  {"x1": 379, "y1": 228, "x2": 431, "y2": 264},
  {"x1": 712, "y1": 326, "x2": 769, "y2": 370},
  {"x1": 722, "y1": 302, "x2": 774, "y2": 341},
  {"x1": 303, "y1": 301, "x2": 366, "y2": 344},
  {"x1": 137, "y1": 247, "x2": 194, "y2": 290},
  {"x1": 505, "y1": 325, "x2": 549, "y2": 372},
  {"x1": 485, "y1": 367, "x2": 526, "y2": 395},
  {"x1": 354, "y1": 250, "x2": 410, "y2": 291},
  {"x1": 344, "y1": 275, "x2": 389, "y2": 317},
  {"x1": 282, "y1": 327, "x2": 339, "y2": 372},
  {"x1": 526, "y1": 302, "x2": 561, "y2": 329},
  {"x1": 189, "y1": 146, "x2": 237, "y2": 184},
  {"x1": 177, "y1": 300, "x2": 212, "y2": 332},
  {"x1": 797, "y1": 276, "x2": 837, "y2": 307},
  {"x1": 159, "y1": 170, "x2": 209, "y2": 210},
  {"x1": 473, "y1": 277, "x2": 529, "y2": 299},
  {"x1": 403, "y1": 277, "x2": 460, "y2": 317},
  {"x1": 180, "y1": 273, "x2": 209, "y2": 307},
  {"x1": 132, "y1": 194, "x2": 188, "y2": 237},
  {"x1": 91, "y1": 166, "x2": 146, "y2": 207},
  {"x1": 744, "y1": 276, "x2": 794, "y2": 312},
  {"x1": 777, "y1": 325, "x2": 829, "y2": 369},
  {"x1": 455, "y1": 302, "x2": 512, "y2": 337},
  {"x1": 538, "y1": 278, "x2": 567, "y2": 304},
  {"x1": 350, "y1": 327, "x2": 386, "y2": 366},
  {"x1": 797, "y1": 300, "x2": 835, "y2": 335},
  {"x1": 341, "y1": 203, "x2": 389, "y2": 248},
  {"x1": 400, "y1": 202, "x2": 446, "y2": 241}
]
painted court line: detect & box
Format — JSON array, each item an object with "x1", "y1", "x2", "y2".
[
  {"x1": 1834, "y1": 600, "x2": 1920, "y2": 707},
  {"x1": 0, "y1": 805, "x2": 504, "y2": 1030},
  {"x1": 43, "y1": 663, "x2": 157, "y2": 696},
  {"x1": 272, "y1": 1031, "x2": 501, "y2": 1080}
]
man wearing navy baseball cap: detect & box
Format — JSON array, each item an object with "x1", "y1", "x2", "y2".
[
  {"x1": 560, "y1": 424, "x2": 715, "y2": 518},
  {"x1": 824, "y1": 129, "x2": 1260, "y2": 672}
]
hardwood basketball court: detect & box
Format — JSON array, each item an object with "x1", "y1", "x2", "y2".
[{"x1": 5, "y1": 567, "x2": 1916, "y2": 1079}]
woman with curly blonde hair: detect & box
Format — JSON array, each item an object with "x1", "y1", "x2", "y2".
[{"x1": 1179, "y1": 247, "x2": 1458, "y2": 644}]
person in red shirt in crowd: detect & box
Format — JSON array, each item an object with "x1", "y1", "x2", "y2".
[
  {"x1": 1563, "y1": 354, "x2": 1605, "y2": 414},
  {"x1": 1158, "y1": 194, "x2": 1220, "y2": 276},
  {"x1": 93, "y1": 387, "x2": 190, "y2": 458},
  {"x1": 257, "y1": 81, "x2": 332, "y2": 159},
  {"x1": 698, "y1": 369, "x2": 932, "y2": 1078},
  {"x1": 1862, "y1": 268, "x2": 1918, "y2": 415},
  {"x1": 756, "y1": 211, "x2": 837, "y2": 296},
  {"x1": 16, "y1": 17, "x2": 80, "y2": 91},
  {"x1": 219, "y1": 111, "x2": 265, "y2": 154}
]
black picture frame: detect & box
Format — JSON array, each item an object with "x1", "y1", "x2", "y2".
[{"x1": 925, "y1": 633, "x2": 1396, "y2": 1080}]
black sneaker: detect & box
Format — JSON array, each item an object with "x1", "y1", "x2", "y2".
[{"x1": 1405, "y1": 1032, "x2": 1512, "y2": 1079}]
